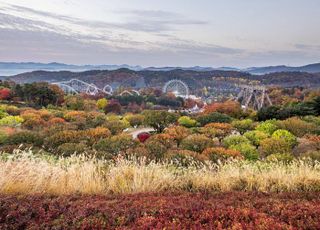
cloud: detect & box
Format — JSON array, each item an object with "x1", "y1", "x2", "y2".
[
  {"x1": 2, "y1": 4, "x2": 208, "y2": 33},
  {"x1": 0, "y1": 3, "x2": 245, "y2": 66}
]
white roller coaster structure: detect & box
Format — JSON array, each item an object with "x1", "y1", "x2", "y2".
[
  {"x1": 119, "y1": 90, "x2": 140, "y2": 96},
  {"x1": 236, "y1": 85, "x2": 272, "y2": 111},
  {"x1": 163, "y1": 79, "x2": 189, "y2": 98},
  {"x1": 52, "y1": 79, "x2": 113, "y2": 96}
]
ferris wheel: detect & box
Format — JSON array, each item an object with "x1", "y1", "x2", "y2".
[{"x1": 162, "y1": 79, "x2": 190, "y2": 98}]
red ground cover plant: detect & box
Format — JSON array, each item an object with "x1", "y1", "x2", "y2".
[{"x1": 1, "y1": 192, "x2": 320, "y2": 229}]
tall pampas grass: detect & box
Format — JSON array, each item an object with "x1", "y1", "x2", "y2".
[{"x1": 1, "y1": 149, "x2": 320, "y2": 195}]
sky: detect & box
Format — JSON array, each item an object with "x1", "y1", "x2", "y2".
[{"x1": 0, "y1": 0, "x2": 319, "y2": 68}]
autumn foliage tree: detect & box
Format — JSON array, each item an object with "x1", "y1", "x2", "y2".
[
  {"x1": 204, "y1": 101, "x2": 242, "y2": 118},
  {"x1": 0, "y1": 88, "x2": 11, "y2": 100}
]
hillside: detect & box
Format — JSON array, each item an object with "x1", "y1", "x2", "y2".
[
  {"x1": 245, "y1": 63, "x2": 320, "y2": 75},
  {"x1": 1, "y1": 62, "x2": 320, "y2": 76},
  {"x1": 5, "y1": 68, "x2": 320, "y2": 90}
]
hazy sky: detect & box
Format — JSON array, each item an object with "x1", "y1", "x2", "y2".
[{"x1": 0, "y1": 0, "x2": 319, "y2": 67}]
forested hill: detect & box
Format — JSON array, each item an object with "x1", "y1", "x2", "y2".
[{"x1": 3, "y1": 69, "x2": 320, "y2": 89}]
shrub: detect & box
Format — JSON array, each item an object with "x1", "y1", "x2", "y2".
[
  {"x1": 222, "y1": 135, "x2": 250, "y2": 148},
  {"x1": 231, "y1": 119, "x2": 255, "y2": 134},
  {"x1": 164, "y1": 126, "x2": 191, "y2": 145},
  {"x1": 196, "y1": 112, "x2": 232, "y2": 126},
  {"x1": 255, "y1": 120, "x2": 279, "y2": 135},
  {"x1": 86, "y1": 112, "x2": 106, "y2": 128},
  {"x1": 22, "y1": 117, "x2": 47, "y2": 130},
  {"x1": 266, "y1": 153, "x2": 295, "y2": 163},
  {"x1": 0, "y1": 130, "x2": 8, "y2": 144},
  {"x1": 144, "y1": 139, "x2": 169, "y2": 160},
  {"x1": 5, "y1": 131, "x2": 43, "y2": 146},
  {"x1": 277, "y1": 117, "x2": 318, "y2": 137},
  {"x1": 64, "y1": 111, "x2": 86, "y2": 122},
  {"x1": 57, "y1": 143, "x2": 88, "y2": 156},
  {"x1": 202, "y1": 147, "x2": 243, "y2": 163},
  {"x1": 103, "y1": 119, "x2": 129, "y2": 135},
  {"x1": 0, "y1": 116, "x2": 24, "y2": 127},
  {"x1": 205, "y1": 123, "x2": 233, "y2": 132},
  {"x1": 48, "y1": 117, "x2": 66, "y2": 125},
  {"x1": 63, "y1": 95, "x2": 85, "y2": 110},
  {"x1": 259, "y1": 138, "x2": 292, "y2": 157},
  {"x1": 124, "y1": 114, "x2": 145, "y2": 127},
  {"x1": 147, "y1": 134, "x2": 176, "y2": 148},
  {"x1": 84, "y1": 127, "x2": 111, "y2": 145},
  {"x1": 203, "y1": 123, "x2": 233, "y2": 140},
  {"x1": 0, "y1": 104, "x2": 20, "y2": 115},
  {"x1": 165, "y1": 149, "x2": 207, "y2": 166},
  {"x1": 178, "y1": 116, "x2": 198, "y2": 128},
  {"x1": 45, "y1": 130, "x2": 82, "y2": 149},
  {"x1": 300, "y1": 151, "x2": 320, "y2": 161},
  {"x1": 204, "y1": 101, "x2": 242, "y2": 118},
  {"x1": 180, "y1": 134, "x2": 214, "y2": 153},
  {"x1": 104, "y1": 99, "x2": 122, "y2": 114},
  {"x1": 137, "y1": 132, "x2": 151, "y2": 143},
  {"x1": 272, "y1": 129, "x2": 297, "y2": 147},
  {"x1": 229, "y1": 143, "x2": 259, "y2": 161},
  {"x1": 303, "y1": 115, "x2": 320, "y2": 126},
  {"x1": 96, "y1": 98, "x2": 108, "y2": 110},
  {"x1": 0, "y1": 110, "x2": 8, "y2": 119},
  {"x1": 94, "y1": 134, "x2": 138, "y2": 155},
  {"x1": 143, "y1": 134, "x2": 176, "y2": 160},
  {"x1": 244, "y1": 130, "x2": 269, "y2": 147}
]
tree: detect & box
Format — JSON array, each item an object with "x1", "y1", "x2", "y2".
[
  {"x1": 143, "y1": 110, "x2": 178, "y2": 133},
  {"x1": 259, "y1": 138, "x2": 292, "y2": 157},
  {"x1": 124, "y1": 114, "x2": 145, "y2": 127},
  {"x1": 180, "y1": 134, "x2": 214, "y2": 153},
  {"x1": 204, "y1": 101, "x2": 242, "y2": 118},
  {"x1": 94, "y1": 134, "x2": 139, "y2": 155},
  {"x1": 104, "y1": 99, "x2": 122, "y2": 114},
  {"x1": 202, "y1": 147, "x2": 243, "y2": 163},
  {"x1": 257, "y1": 106, "x2": 281, "y2": 121},
  {"x1": 229, "y1": 143, "x2": 259, "y2": 161},
  {"x1": 277, "y1": 117, "x2": 318, "y2": 137},
  {"x1": 231, "y1": 119, "x2": 255, "y2": 134},
  {"x1": 243, "y1": 130, "x2": 268, "y2": 147},
  {"x1": 196, "y1": 112, "x2": 232, "y2": 126},
  {"x1": 0, "y1": 88, "x2": 11, "y2": 100},
  {"x1": 64, "y1": 95, "x2": 85, "y2": 111},
  {"x1": 0, "y1": 116, "x2": 24, "y2": 127},
  {"x1": 272, "y1": 129, "x2": 297, "y2": 147},
  {"x1": 222, "y1": 135, "x2": 251, "y2": 148},
  {"x1": 164, "y1": 126, "x2": 191, "y2": 146},
  {"x1": 255, "y1": 120, "x2": 279, "y2": 136},
  {"x1": 178, "y1": 116, "x2": 197, "y2": 128}
]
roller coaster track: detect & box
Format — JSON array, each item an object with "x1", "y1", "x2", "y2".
[{"x1": 52, "y1": 79, "x2": 113, "y2": 96}]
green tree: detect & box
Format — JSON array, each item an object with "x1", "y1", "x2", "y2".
[
  {"x1": 196, "y1": 112, "x2": 232, "y2": 126},
  {"x1": 231, "y1": 119, "x2": 255, "y2": 134},
  {"x1": 255, "y1": 120, "x2": 279, "y2": 136},
  {"x1": 243, "y1": 130, "x2": 268, "y2": 147},
  {"x1": 272, "y1": 129, "x2": 297, "y2": 147},
  {"x1": 96, "y1": 98, "x2": 108, "y2": 110},
  {"x1": 143, "y1": 110, "x2": 178, "y2": 133},
  {"x1": 178, "y1": 116, "x2": 198, "y2": 128}
]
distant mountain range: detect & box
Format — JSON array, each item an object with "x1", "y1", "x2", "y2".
[
  {"x1": 1, "y1": 62, "x2": 320, "y2": 76},
  {"x1": 4, "y1": 68, "x2": 320, "y2": 91}
]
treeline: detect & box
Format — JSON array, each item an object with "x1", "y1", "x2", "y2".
[{"x1": 258, "y1": 97, "x2": 320, "y2": 121}]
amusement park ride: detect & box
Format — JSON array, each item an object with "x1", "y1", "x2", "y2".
[
  {"x1": 236, "y1": 85, "x2": 273, "y2": 111},
  {"x1": 53, "y1": 78, "x2": 272, "y2": 110}
]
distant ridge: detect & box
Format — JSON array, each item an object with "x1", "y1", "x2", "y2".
[
  {"x1": 244, "y1": 63, "x2": 320, "y2": 75},
  {"x1": 0, "y1": 62, "x2": 320, "y2": 76}
]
